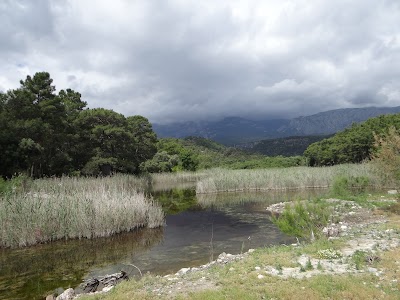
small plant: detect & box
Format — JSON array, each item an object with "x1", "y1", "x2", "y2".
[
  {"x1": 317, "y1": 261, "x2": 323, "y2": 270},
  {"x1": 276, "y1": 264, "x2": 283, "y2": 275},
  {"x1": 305, "y1": 258, "x2": 313, "y2": 270},
  {"x1": 317, "y1": 248, "x2": 342, "y2": 259},
  {"x1": 352, "y1": 250, "x2": 367, "y2": 270}
]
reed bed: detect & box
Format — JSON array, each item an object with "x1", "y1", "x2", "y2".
[
  {"x1": 0, "y1": 175, "x2": 164, "y2": 248},
  {"x1": 151, "y1": 171, "x2": 206, "y2": 187},
  {"x1": 196, "y1": 164, "x2": 382, "y2": 194},
  {"x1": 196, "y1": 189, "x2": 329, "y2": 208}
]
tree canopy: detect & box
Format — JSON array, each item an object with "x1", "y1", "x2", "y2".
[
  {"x1": 304, "y1": 113, "x2": 400, "y2": 166},
  {"x1": 0, "y1": 72, "x2": 157, "y2": 177}
]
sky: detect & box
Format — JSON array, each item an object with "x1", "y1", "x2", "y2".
[{"x1": 1, "y1": 0, "x2": 400, "y2": 124}]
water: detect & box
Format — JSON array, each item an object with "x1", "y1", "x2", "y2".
[{"x1": 0, "y1": 188, "x2": 328, "y2": 299}]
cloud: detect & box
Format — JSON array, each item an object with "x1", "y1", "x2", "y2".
[{"x1": 1, "y1": 0, "x2": 400, "y2": 123}]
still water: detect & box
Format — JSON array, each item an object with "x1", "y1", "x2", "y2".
[{"x1": 0, "y1": 188, "x2": 328, "y2": 299}]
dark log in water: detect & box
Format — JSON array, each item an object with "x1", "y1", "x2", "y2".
[{"x1": 82, "y1": 271, "x2": 128, "y2": 293}]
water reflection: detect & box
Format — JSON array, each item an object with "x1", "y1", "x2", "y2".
[
  {"x1": 0, "y1": 228, "x2": 163, "y2": 300},
  {"x1": 152, "y1": 188, "x2": 199, "y2": 214}
]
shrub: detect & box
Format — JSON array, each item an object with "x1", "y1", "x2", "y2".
[
  {"x1": 372, "y1": 126, "x2": 400, "y2": 187},
  {"x1": 331, "y1": 175, "x2": 370, "y2": 197},
  {"x1": 317, "y1": 248, "x2": 342, "y2": 259},
  {"x1": 272, "y1": 200, "x2": 332, "y2": 240}
]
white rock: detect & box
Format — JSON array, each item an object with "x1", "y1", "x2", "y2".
[
  {"x1": 167, "y1": 277, "x2": 178, "y2": 281},
  {"x1": 56, "y1": 288, "x2": 75, "y2": 300},
  {"x1": 388, "y1": 190, "x2": 398, "y2": 195},
  {"x1": 257, "y1": 274, "x2": 264, "y2": 279},
  {"x1": 218, "y1": 252, "x2": 227, "y2": 259},
  {"x1": 102, "y1": 286, "x2": 114, "y2": 292},
  {"x1": 255, "y1": 266, "x2": 261, "y2": 270},
  {"x1": 176, "y1": 267, "x2": 190, "y2": 276},
  {"x1": 248, "y1": 249, "x2": 255, "y2": 253}
]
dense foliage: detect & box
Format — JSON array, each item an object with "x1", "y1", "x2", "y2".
[
  {"x1": 0, "y1": 72, "x2": 157, "y2": 177},
  {"x1": 373, "y1": 126, "x2": 400, "y2": 185},
  {"x1": 244, "y1": 135, "x2": 329, "y2": 157},
  {"x1": 304, "y1": 113, "x2": 400, "y2": 166},
  {"x1": 143, "y1": 136, "x2": 305, "y2": 173}
]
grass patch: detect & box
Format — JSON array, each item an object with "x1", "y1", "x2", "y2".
[
  {"x1": 0, "y1": 175, "x2": 164, "y2": 248},
  {"x1": 78, "y1": 238, "x2": 400, "y2": 300},
  {"x1": 351, "y1": 250, "x2": 369, "y2": 270}
]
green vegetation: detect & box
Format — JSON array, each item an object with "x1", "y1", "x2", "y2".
[
  {"x1": 0, "y1": 175, "x2": 164, "y2": 248},
  {"x1": 196, "y1": 164, "x2": 380, "y2": 194},
  {"x1": 246, "y1": 135, "x2": 329, "y2": 156},
  {"x1": 373, "y1": 126, "x2": 400, "y2": 186},
  {"x1": 0, "y1": 72, "x2": 157, "y2": 178},
  {"x1": 147, "y1": 136, "x2": 305, "y2": 173},
  {"x1": 272, "y1": 200, "x2": 332, "y2": 240},
  {"x1": 330, "y1": 175, "x2": 370, "y2": 198},
  {"x1": 304, "y1": 113, "x2": 400, "y2": 166}
]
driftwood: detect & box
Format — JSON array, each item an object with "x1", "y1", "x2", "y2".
[{"x1": 82, "y1": 271, "x2": 128, "y2": 293}]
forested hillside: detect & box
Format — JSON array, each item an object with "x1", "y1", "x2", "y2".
[
  {"x1": 141, "y1": 136, "x2": 305, "y2": 172},
  {"x1": 239, "y1": 135, "x2": 329, "y2": 156},
  {"x1": 304, "y1": 113, "x2": 400, "y2": 166},
  {"x1": 0, "y1": 72, "x2": 157, "y2": 177}
]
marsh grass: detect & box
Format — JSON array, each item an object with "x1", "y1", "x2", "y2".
[
  {"x1": 196, "y1": 164, "x2": 382, "y2": 194},
  {"x1": 0, "y1": 175, "x2": 164, "y2": 248},
  {"x1": 196, "y1": 189, "x2": 328, "y2": 209},
  {"x1": 151, "y1": 171, "x2": 205, "y2": 185}
]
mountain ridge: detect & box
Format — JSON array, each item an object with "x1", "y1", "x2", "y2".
[{"x1": 153, "y1": 106, "x2": 400, "y2": 145}]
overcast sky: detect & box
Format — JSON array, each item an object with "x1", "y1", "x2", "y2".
[{"x1": 1, "y1": 0, "x2": 400, "y2": 123}]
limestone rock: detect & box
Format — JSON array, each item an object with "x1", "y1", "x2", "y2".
[{"x1": 56, "y1": 288, "x2": 75, "y2": 300}]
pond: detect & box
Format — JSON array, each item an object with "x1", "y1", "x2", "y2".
[{"x1": 0, "y1": 188, "x2": 328, "y2": 299}]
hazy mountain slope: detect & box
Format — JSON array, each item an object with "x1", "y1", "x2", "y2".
[
  {"x1": 279, "y1": 106, "x2": 400, "y2": 136},
  {"x1": 153, "y1": 117, "x2": 289, "y2": 145},
  {"x1": 153, "y1": 106, "x2": 400, "y2": 145}
]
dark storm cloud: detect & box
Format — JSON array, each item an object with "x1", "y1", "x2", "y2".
[{"x1": 0, "y1": 0, "x2": 399, "y2": 123}]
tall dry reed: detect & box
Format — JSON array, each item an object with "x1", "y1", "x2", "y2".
[
  {"x1": 0, "y1": 175, "x2": 164, "y2": 248},
  {"x1": 196, "y1": 164, "x2": 382, "y2": 194}
]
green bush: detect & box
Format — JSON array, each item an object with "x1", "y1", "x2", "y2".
[
  {"x1": 0, "y1": 174, "x2": 32, "y2": 195},
  {"x1": 271, "y1": 200, "x2": 332, "y2": 240},
  {"x1": 331, "y1": 175, "x2": 370, "y2": 197}
]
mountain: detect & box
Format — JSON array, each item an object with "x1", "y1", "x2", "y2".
[
  {"x1": 153, "y1": 106, "x2": 400, "y2": 145},
  {"x1": 153, "y1": 117, "x2": 288, "y2": 145},
  {"x1": 278, "y1": 106, "x2": 400, "y2": 136}
]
